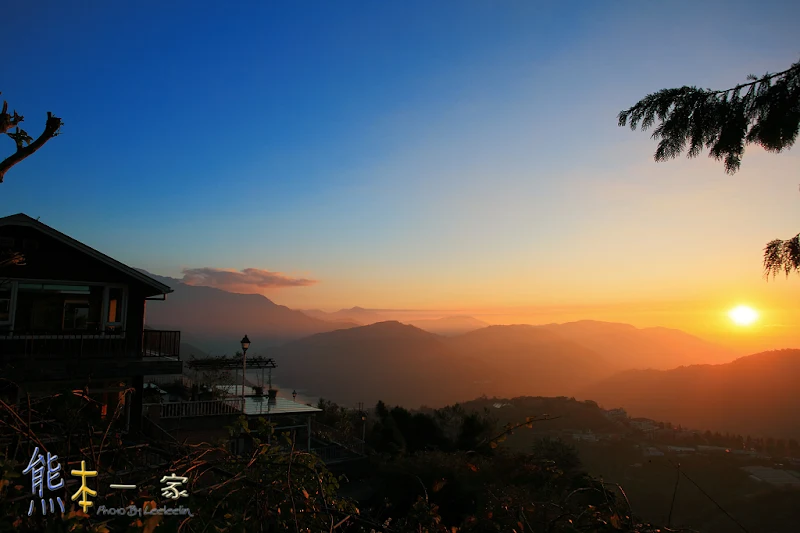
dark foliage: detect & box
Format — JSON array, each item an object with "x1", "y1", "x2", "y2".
[
  {"x1": 764, "y1": 233, "x2": 800, "y2": 279},
  {"x1": 619, "y1": 59, "x2": 800, "y2": 174},
  {"x1": 620, "y1": 59, "x2": 800, "y2": 280},
  {"x1": 368, "y1": 402, "x2": 495, "y2": 456}
]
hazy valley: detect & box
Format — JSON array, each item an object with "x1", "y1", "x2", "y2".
[{"x1": 140, "y1": 275, "x2": 800, "y2": 441}]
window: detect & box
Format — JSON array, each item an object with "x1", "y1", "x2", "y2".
[
  {"x1": 3, "y1": 282, "x2": 123, "y2": 335},
  {"x1": 105, "y1": 287, "x2": 125, "y2": 332},
  {"x1": 63, "y1": 301, "x2": 91, "y2": 330},
  {"x1": 14, "y1": 284, "x2": 103, "y2": 333}
]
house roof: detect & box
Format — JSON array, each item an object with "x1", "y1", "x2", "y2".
[{"x1": 0, "y1": 213, "x2": 172, "y2": 295}]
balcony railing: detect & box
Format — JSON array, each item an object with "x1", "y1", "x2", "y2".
[
  {"x1": 144, "y1": 398, "x2": 244, "y2": 419},
  {"x1": 0, "y1": 329, "x2": 180, "y2": 360},
  {"x1": 142, "y1": 329, "x2": 181, "y2": 358}
]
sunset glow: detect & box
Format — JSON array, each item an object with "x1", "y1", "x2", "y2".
[
  {"x1": 3, "y1": 2, "x2": 799, "y2": 355},
  {"x1": 729, "y1": 305, "x2": 759, "y2": 326}
]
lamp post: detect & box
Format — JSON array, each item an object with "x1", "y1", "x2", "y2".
[
  {"x1": 361, "y1": 413, "x2": 367, "y2": 442},
  {"x1": 240, "y1": 335, "x2": 250, "y2": 412}
]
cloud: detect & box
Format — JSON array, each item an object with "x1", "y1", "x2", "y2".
[{"x1": 180, "y1": 267, "x2": 317, "y2": 293}]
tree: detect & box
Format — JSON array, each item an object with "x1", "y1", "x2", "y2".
[
  {"x1": 763, "y1": 233, "x2": 800, "y2": 279},
  {"x1": 619, "y1": 59, "x2": 800, "y2": 277},
  {"x1": 0, "y1": 93, "x2": 62, "y2": 184}
]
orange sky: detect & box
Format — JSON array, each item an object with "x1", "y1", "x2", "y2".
[{"x1": 245, "y1": 147, "x2": 800, "y2": 355}]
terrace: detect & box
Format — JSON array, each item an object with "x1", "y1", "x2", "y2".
[{"x1": 142, "y1": 356, "x2": 366, "y2": 463}]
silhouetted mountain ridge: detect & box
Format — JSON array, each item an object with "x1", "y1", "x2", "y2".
[
  {"x1": 581, "y1": 349, "x2": 800, "y2": 439},
  {"x1": 407, "y1": 315, "x2": 489, "y2": 336},
  {"x1": 272, "y1": 321, "x2": 488, "y2": 407},
  {"x1": 301, "y1": 306, "x2": 387, "y2": 325},
  {"x1": 139, "y1": 270, "x2": 357, "y2": 353},
  {"x1": 538, "y1": 320, "x2": 737, "y2": 370}
]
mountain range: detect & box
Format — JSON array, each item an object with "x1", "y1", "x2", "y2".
[
  {"x1": 537, "y1": 321, "x2": 736, "y2": 371},
  {"x1": 142, "y1": 272, "x2": 356, "y2": 353},
  {"x1": 303, "y1": 307, "x2": 490, "y2": 336},
  {"x1": 267, "y1": 320, "x2": 745, "y2": 409},
  {"x1": 580, "y1": 349, "x2": 800, "y2": 439},
  {"x1": 143, "y1": 270, "x2": 734, "y2": 370},
  {"x1": 301, "y1": 306, "x2": 385, "y2": 326},
  {"x1": 139, "y1": 270, "x2": 800, "y2": 438},
  {"x1": 271, "y1": 321, "x2": 487, "y2": 407}
]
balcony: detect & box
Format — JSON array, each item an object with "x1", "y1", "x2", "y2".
[
  {"x1": 142, "y1": 329, "x2": 181, "y2": 359},
  {"x1": 0, "y1": 329, "x2": 182, "y2": 380},
  {"x1": 0, "y1": 329, "x2": 180, "y2": 359}
]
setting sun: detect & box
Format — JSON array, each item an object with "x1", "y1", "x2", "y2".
[{"x1": 729, "y1": 305, "x2": 759, "y2": 326}]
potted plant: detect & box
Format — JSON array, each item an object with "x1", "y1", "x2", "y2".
[
  {"x1": 253, "y1": 385, "x2": 264, "y2": 397},
  {"x1": 267, "y1": 388, "x2": 278, "y2": 400}
]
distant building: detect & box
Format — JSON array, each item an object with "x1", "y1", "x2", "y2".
[
  {"x1": 643, "y1": 447, "x2": 664, "y2": 457},
  {"x1": 697, "y1": 445, "x2": 730, "y2": 453},
  {"x1": 666, "y1": 446, "x2": 696, "y2": 454},
  {"x1": 630, "y1": 418, "x2": 658, "y2": 432},
  {"x1": 741, "y1": 466, "x2": 800, "y2": 488},
  {"x1": 732, "y1": 449, "x2": 759, "y2": 456},
  {"x1": 604, "y1": 408, "x2": 627, "y2": 421}
]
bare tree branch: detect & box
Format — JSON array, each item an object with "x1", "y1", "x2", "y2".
[
  {"x1": 0, "y1": 111, "x2": 63, "y2": 183},
  {"x1": 0, "y1": 97, "x2": 24, "y2": 134}
]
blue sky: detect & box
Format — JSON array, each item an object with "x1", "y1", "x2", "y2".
[{"x1": 2, "y1": 1, "x2": 800, "y2": 348}]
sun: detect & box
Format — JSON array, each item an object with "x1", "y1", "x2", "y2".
[{"x1": 728, "y1": 305, "x2": 758, "y2": 326}]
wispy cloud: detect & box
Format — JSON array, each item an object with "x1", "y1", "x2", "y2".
[{"x1": 181, "y1": 267, "x2": 317, "y2": 293}]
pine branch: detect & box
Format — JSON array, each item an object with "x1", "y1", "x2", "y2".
[
  {"x1": 705, "y1": 63, "x2": 800, "y2": 96},
  {"x1": 619, "y1": 59, "x2": 800, "y2": 174},
  {"x1": 763, "y1": 234, "x2": 800, "y2": 279}
]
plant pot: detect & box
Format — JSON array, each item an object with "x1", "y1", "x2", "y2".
[
  {"x1": 267, "y1": 389, "x2": 278, "y2": 400},
  {"x1": 253, "y1": 386, "x2": 264, "y2": 397}
]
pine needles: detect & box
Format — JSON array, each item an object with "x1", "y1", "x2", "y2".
[{"x1": 619, "y1": 59, "x2": 800, "y2": 174}]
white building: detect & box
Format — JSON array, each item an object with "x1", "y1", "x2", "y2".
[
  {"x1": 666, "y1": 446, "x2": 696, "y2": 454},
  {"x1": 741, "y1": 466, "x2": 800, "y2": 488},
  {"x1": 643, "y1": 447, "x2": 664, "y2": 457}
]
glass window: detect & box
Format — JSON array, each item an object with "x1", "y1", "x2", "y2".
[
  {"x1": 14, "y1": 284, "x2": 103, "y2": 333},
  {"x1": 63, "y1": 301, "x2": 90, "y2": 330},
  {"x1": 107, "y1": 288, "x2": 123, "y2": 324}
]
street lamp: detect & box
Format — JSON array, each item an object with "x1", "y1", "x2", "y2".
[
  {"x1": 240, "y1": 335, "x2": 250, "y2": 411},
  {"x1": 292, "y1": 389, "x2": 297, "y2": 401},
  {"x1": 361, "y1": 413, "x2": 367, "y2": 441}
]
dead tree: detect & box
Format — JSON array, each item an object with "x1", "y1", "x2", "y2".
[{"x1": 0, "y1": 92, "x2": 62, "y2": 183}]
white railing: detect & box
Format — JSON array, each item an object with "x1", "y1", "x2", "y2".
[{"x1": 143, "y1": 398, "x2": 243, "y2": 419}]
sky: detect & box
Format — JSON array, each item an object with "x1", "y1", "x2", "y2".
[{"x1": 2, "y1": 0, "x2": 800, "y2": 352}]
